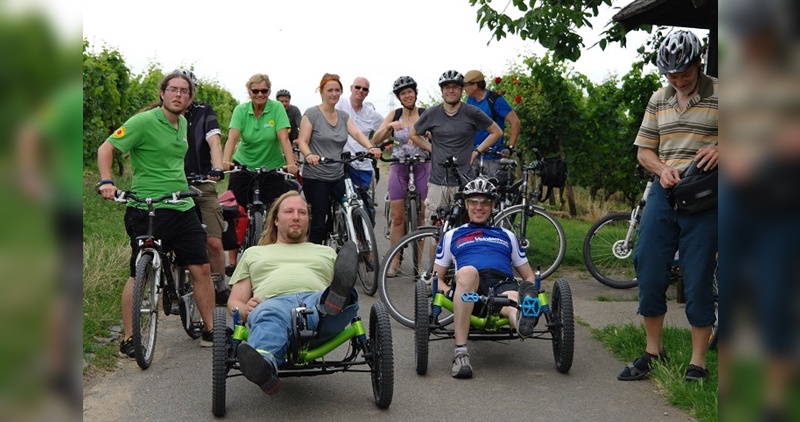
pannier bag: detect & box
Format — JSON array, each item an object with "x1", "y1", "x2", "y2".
[{"x1": 538, "y1": 156, "x2": 567, "y2": 202}]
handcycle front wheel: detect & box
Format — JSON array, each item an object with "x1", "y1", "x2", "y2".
[
  {"x1": 494, "y1": 204, "x2": 566, "y2": 279},
  {"x1": 353, "y1": 207, "x2": 379, "y2": 296},
  {"x1": 414, "y1": 279, "x2": 430, "y2": 375},
  {"x1": 132, "y1": 253, "x2": 160, "y2": 370},
  {"x1": 549, "y1": 279, "x2": 574, "y2": 374},
  {"x1": 582, "y1": 212, "x2": 639, "y2": 289},
  {"x1": 211, "y1": 307, "x2": 229, "y2": 417},
  {"x1": 379, "y1": 227, "x2": 454, "y2": 328},
  {"x1": 369, "y1": 302, "x2": 394, "y2": 409}
]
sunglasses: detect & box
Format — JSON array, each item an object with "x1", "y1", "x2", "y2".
[
  {"x1": 250, "y1": 89, "x2": 270, "y2": 95},
  {"x1": 353, "y1": 85, "x2": 370, "y2": 92},
  {"x1": 465, "y1": 198, "x2": 493, "y2": 206}
]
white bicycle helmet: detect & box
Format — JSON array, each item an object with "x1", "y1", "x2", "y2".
[
  {"x1": 463, "y1": 178, "x2": 497, "y2": 200},
  {"x1": 656, "y1": 30, "x2": 703, "y2": 74},
  {"x1": 275, "y1": 89, "x2": 291, "y2": 98},
  {"x1": 173, "y1": 68, "x2": 198, "y2": 87},
  {"x1": 438, "y1": 70, "x2": 464, "y2": 87},
  {"x1": 392, "y1": 76, "x2": 417, "y2": 96}
]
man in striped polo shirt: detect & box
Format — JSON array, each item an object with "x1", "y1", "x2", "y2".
[{"x1": 617, "y1": 30, "x2": 718, "y2": 383}]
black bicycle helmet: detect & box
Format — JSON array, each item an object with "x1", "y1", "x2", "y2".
[
  {"x1": 438, "y1": 70, "x2": 464, "y2": 87},
  {"x1": 172, "y1": 68, "x2": 198, "y2": 87},
  {"x1": 275, "y1": 89, "x2": 291, "y2": 99},
  {"x1": 392, "y1": 76, "x2": 417, "y2": 96},
  {"x1": 463, "y1": 178, "x2": 497, "y2": 200},
  {"x1": 656, "y1": 30, "x2": 703, "y2": 74}
]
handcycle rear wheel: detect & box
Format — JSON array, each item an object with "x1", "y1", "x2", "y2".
[
  {"x1": 414, "y1": 279, "x2": 430, "y2": 375},
  {"x1": 353, "y1": 207, "x2": 379, "y2": 296},
  {"x1": 494, "y1": 204, "x2": 566, "y2": 279},
  {"x1": 379, "y1": 227, "x2": 454, "y2": 328},
  {"x1": 550, "y1": 279, "x2": 574, "y2": 374},
  {"x1": 132, "y1": 253, "x2": 159, "y2": 370},
  {"x1": 582, "y1": 212, "x2": 639, "y2": 289},
  {"x1": 211, "y1": 307, "x2": 229, "y2": 417},
  {"x1": 369, "y1": 302, "x2": 394, "y2": 409}
]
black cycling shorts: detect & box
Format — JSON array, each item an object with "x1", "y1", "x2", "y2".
[{"x1": 124, "y1": 207, "x2": 208, "y2": 277}]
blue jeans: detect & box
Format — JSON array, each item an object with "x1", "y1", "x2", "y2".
[
  {"x1": 634, "y1": 181, "x2": 717, "y2": 327},
  {"x1": 246, "y1": 289, "x2": 359, "y2": 368}
]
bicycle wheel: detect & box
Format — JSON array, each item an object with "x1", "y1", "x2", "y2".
[
  {"x1": 407, "y1": 197, "x2": 420, "y2": 269},
  {"x1": 494, "y1": 204, "x2": 566, "y2": 279},
  {"x1": 383, "y1": 192, "x2": 391, "y2": 239},
  {"x1": 414, "y1": 279, "x2": 430, "y2": 376},
  {"x1": 178, "y1": 267, "x2": 203, "y2": 339},
  {"x1": 132, "y1": 253, "x2": 159, "y2": 369},
  {"x1": 353, "y1": 207, "x2": 379, "y2": 296},
  {"x1": 550, "y1": 279, "x2": 574, "y2": 374},
  {"x1": 582, "y1": 212, "x2": 639, "y2": 289},
  {"x1": 211, "y1": 307, "x2": 229, "y2": 417},
  {"x1": 249, "y1": 211, "x2": 264, "y2": 248},
  {"x1": 379, "y1": 227, "x2": 454, "y2": 328},
  {"x1": 369, "y1": 302, "x2": 394, "y2": 409}
]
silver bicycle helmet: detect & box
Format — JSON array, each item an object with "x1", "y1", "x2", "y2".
[
  {"x1": 275, "y1": 89, "x2": 291, "y2": 99},
  {"x1": 392, "y1": 76, "x2": 417, "y2": 96},
  {"x1": 656, "y1": 30, "x2": 703, "y2": 74},
  {"x1": 463, "y1": 178, "x2": 497, "y2": 200},
  {"x1": 172, "y1": 68, "x2": 198, "y2": 87},
  {"x1": 438, "y1": 70, "x2": 464, "y2": 87}
]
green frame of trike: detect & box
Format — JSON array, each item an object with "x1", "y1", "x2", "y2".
[
  {"x1": 211, "y1": 302, "x2": 394, "y2": 417},
  {"x1": 413, "y1": 277, "x2": 575, "y2": 377}
]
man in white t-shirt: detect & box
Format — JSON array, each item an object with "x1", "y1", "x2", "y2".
[{"x1": 336, "y1": 77, "x2": 384, "y2": 224}]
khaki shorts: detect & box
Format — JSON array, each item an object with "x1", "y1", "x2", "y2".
[
  {"x1": 423, "y1": 183, "x2": 459, "y2": 225},
  {"x1": 194, "y1": 182, "x2": 224, "y2": 239}
]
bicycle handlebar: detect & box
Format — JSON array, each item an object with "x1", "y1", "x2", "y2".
[
  {"x1": 186, "y1": 174, "x2": 217, "y2": 184},
  {"x1": 113, "y1": 188, "x2": 201, "y2": 205},
  {"x1": 380, "y1": 153, "x2": 431, "y2": 164},
  {"x1": 225, "y1": 165, "x2": 295, "y2": 179}
]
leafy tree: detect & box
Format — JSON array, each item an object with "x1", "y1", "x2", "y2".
[{"x1": 468, "y1": 0, "x2": 662, "y2": 63}]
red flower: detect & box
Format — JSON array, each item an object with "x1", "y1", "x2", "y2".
[
  {"x1": 514, "y1": 95, "x2": 522, "y2": 104},
  {"x1": 494, "y1": 77, "x2": 502, "y2": 84}
]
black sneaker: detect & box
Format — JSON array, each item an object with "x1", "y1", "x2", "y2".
[
  {"x1": 320, "y1": 241, "x2": 358, "y2": 316},
  {"x1": 201, "y1": 330, "x2": 213, "y2": 347},
  {"x1": 118, "y1": 337, "x2": 136, "y2": 359},
  {"x1": 618, "y1": 349, "x2": 669, "y2": 381},
  {"x1": 237, "y1": 342, "x2": 281, "y2": 395},
  {"x1": 684, "y1": 364, "x2": 708, "y2": 382},
  {"x1": 516, "y1": 281, "x2": 539, "y2": 338}
]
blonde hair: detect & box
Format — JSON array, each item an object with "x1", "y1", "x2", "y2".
[
  {"x1": 258, "y1": 191, "x2": 310, "y2": 245},
  {"x1": 246, "y1": 73, "x2": 272, "y2": 91}
]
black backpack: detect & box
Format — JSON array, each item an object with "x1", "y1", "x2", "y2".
[{"x1": 483, "y1": 90, "x2": 502, "y2": 122}]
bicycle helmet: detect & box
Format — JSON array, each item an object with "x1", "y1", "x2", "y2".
[
  {"x1": 172, "y1": 68, "x2": 198, "y2": 87},
  {"x1": 275, "y1": 89, "x2": 291, "y2": 99},
  {"x1": 463, "y1": 178, "x2": 497, "y2": 200},
  {"x1": 438, "y1": 70, "x2": 464, "y2": 88},
  {"x1": 392, "y1": 76, "x2": 417, "y2": 96},
  {"x1": 656, "y1": 30, "x2": 703, "y2": 74}
]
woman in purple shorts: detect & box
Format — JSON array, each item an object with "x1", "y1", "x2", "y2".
[{"x1": 371, "y1": 76, "x2": 431, "y2": 276}]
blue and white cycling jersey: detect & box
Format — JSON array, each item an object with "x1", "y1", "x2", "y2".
[{"x1": 435, "y1": 223, "x2": 528, "y2": 278}]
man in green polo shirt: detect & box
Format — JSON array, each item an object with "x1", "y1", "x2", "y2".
[{"x1": 97, "y1": 72, "x2": 217, "y2": 358}]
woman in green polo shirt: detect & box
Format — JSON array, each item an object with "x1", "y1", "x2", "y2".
[{"x1": 223, "y1": 73, "x2": 299, "y2": 215}]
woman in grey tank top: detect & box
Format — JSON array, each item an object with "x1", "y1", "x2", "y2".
[{"x1": 296, "y1": 73, "x2": 381, "y2": 244}]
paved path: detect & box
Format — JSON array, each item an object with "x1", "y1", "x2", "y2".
[{"x1": 83, "y1": 163, "x2": 694, "y2": 421}]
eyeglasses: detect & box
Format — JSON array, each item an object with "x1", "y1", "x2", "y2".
[
  {"x1": 250, "y1": 89, "x2": 270, "y2": 95},
  {"x1": 442, "y1": 85, "x2": 462, "y2": 91},
  {"x1": 465, "y1": 198, "x2": 493, "y2": 207},
  {"x1": 165, "y1": 86, "x2": 190, "y2": 95},
  {"x1": 353, "y1": 85, "x2": 370, "y2": 92}
]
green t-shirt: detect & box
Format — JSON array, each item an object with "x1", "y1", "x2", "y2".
[
  {"x1": 229, "y1": 243, "x2": 336, "y2": 300},
  {"x1": 107, "y1": 107, "x2": 193, "y2": 211},
  {"x1": 36, "y1": 82, "x2": 83, "y2": 207},
  {"x1": 230, "y1": 100, "x2": 290, "y2": 169}
]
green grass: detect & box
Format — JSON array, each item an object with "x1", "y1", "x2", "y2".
[{"x1": 593, "y1": 324, "x2": 718, "y2": 422}]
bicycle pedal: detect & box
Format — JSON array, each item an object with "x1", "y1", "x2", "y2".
[
  {"x1": 519, "y1": 297, "x2": 542, "y2": 318},
  {"x1": 460, "y1": 292, "x2": 480, "y2": 303}
]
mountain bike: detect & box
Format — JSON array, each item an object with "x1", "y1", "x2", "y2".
[
  {"x1": 225, "y1": 165, "x2": 297, "y2": 255},
  {"x1": 378, "y1": 157, "x2": 469, "y2": 328},
  {"x1": 319, "y1": 151, "x2": 381, "y2": 296},
  {"x1": 112, "y1": 189, "x2": 202, "y2": 369},
  {"x1": 491, "y1": 148, "x2": 567, "y2": 280},
  {"x1": 380, "y1": 152, "x2": 430, "y2": 273}
]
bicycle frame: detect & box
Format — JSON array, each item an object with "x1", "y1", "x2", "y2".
[{"x1": 617, "y1": 178, "x2": 653, "y2": 257}]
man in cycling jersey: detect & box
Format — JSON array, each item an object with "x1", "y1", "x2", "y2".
[
  {"x1": 228, "y1": 191, "x2": 359, "y2": 395},
  {"x1": 275, "y1": 89, "x2": 302, "y2": 144},
  {"x1": 433, "y1": 179, "x2": 538, "y2": 379},
  {"x1": 176, "y1": 69, "x2": 228, "y2": 305}
]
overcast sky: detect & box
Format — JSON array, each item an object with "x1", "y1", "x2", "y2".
[{"x1": 82, "y1": 0, "x2": 694, "y2": 116}]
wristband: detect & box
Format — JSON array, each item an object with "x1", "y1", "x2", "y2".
[
  {"x1": 473, "y1": 148, "x2": 481, "y2": 153},
  {"x1": 96, "y1": 179, "x2": 114, "y2": 188},
  {"x1": 304, "y1": 153, "x2": 314, "y2": 159}
]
